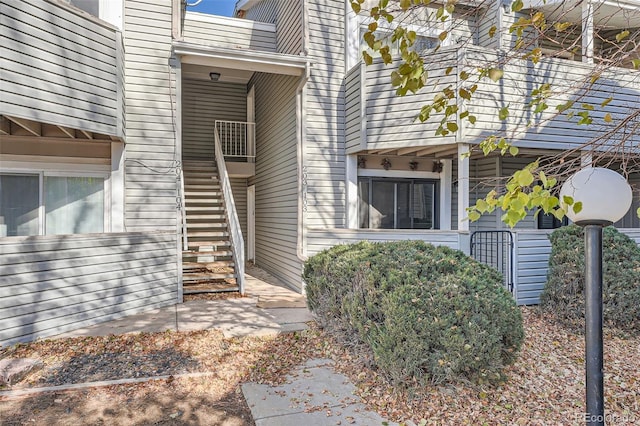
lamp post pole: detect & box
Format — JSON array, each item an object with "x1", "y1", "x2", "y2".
[
  {"x1": 584, "y1": 223, "x2": 605, "y2": 425},
  {"x1": 560, "y1": 167, "x2": 633, "y2": 426}
]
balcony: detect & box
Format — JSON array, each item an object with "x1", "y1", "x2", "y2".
[
  {"x1": 0, "y1": 0, "x2": 125, "y2": 140},
  {"x1": 345, "y1": 45, "x2": 640, "y2": 154},
  {"x1": 216, "y1": 120, "x2": 256, "y2": 177}
]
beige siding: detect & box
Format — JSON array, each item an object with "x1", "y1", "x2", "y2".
[
  {"x1": 0, "y1": 232, "x2": 178, "y2": 346},
  {"x1": 243, "y1": 0, "x2": 277, "y2": 23},
  {"x1": 124, "y1": 0, "x2": 178, "y2": 231},
  {"x1": 0, "y1": 0, "x2": 123, "y2": 137},
  {"x1": 513, "y1": 230, "x2": 552, "y2": 305},
  {"x1": 183, "y1": 12, "x2": 277, "y2": 52},
  {"x1": 306, "y1": 0, "x2": 346, "y2": 229},
  {"x1": 0, "y1": 137, "x2": 110, "y2": 160},
  {"x1": 182, "y1": 79, "x2": 247, "y2": 160},
  {"x1": 251, "y1": 73, "x2": 301, "y2": 289}
]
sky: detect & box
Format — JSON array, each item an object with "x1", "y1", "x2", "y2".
[{"x1": 188, "y1": 0, "x2": 236, "y2": 16}]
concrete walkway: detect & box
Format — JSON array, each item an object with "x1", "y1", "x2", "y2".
[
  {"x1": 49, "y1": 266, "x2": 395, "y2": 425},
  {"x1": 242, "y1": 358, "x2": 397, "y2": 426},
  {"x1": 54, "y1": 266, "x2": 312, "y2": 339}
]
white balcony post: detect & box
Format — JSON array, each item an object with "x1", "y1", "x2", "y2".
[
  {"x1": 582, "y1": 0, "x2": 594, "y2": 64},
  {"x1": 457, "y1": 144, "x2": 470, "y2": 231}
]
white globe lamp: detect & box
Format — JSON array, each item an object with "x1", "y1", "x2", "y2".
[{"x1": 560, "y1": 167, "x2": 632, "y2": 225}]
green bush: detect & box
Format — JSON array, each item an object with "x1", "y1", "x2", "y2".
[
  {"x1": 304, "y1": 240, "x2": 524, "y2": 385},
  {"x1": 541, "y1": 225, "x2": 640, "y2": 334}
]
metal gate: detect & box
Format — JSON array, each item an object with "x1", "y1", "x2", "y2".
[{"x1": 470, "y1": 231, "x2": 514, "y2": 293}]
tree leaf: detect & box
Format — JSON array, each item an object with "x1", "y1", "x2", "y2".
[
  {"x1": 488, "y1": 25, "x2": 497, "y2": 38},
  {"x1": 488, "y1": 68, "x2": 504, "y2": 82},
  {"x1": 499, "y1": 106, "x2": 509, "y2": 121},
  {"x1": 616, "y1": 30, "x2": 630, "y2": 42},
  {"x1": 509, "y1": 145, "x2": 519, "y2": 156},
  {"x1": 604, "y1": 113, "x2": 612, "y2": 123},
  {"x1": 511, "y1": 0, "x2": 523, "y2": 12},
  {"x1": 573, "y1": 201, "x2": 583, "y2": 214},
  {"x1": 447, "y1": 121, "x2": 459, "y2": 132}
]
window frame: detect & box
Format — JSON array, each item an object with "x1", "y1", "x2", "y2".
[
  {"x1": 358, "y1": 176, "x2": 440, "y2": 230},
  {"x1": 0, "y1": 163, "x2": 110, "y2": 237}
]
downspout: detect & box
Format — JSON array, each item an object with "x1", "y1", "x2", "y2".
[{"x1": 296, "y1": 0, "x2": 310, "y2": 264}]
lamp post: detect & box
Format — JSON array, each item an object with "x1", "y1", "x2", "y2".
[{"x1": 560, "y1": 167, "x2": 632, "y2": 425}]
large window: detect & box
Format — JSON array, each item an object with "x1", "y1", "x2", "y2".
[
  {"x1": 0, "y1": 172, "x2": 106, "y2": 237},
  {"x1": 358, "y1": 177, "x2": 438, "y2": 229}
]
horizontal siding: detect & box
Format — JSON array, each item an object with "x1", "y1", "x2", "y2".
[
  {"x1": 462, "y1": 47, "x2": 640, "y2": 149},
  {"x1": 307, "y1": 229, "x2": 463, "y2": 256},
  {"x1": 344, "y1": 64, "x2": 362, "y2": 153},
  {"x1": 124, "y1": 0, "x2": 178, "y2": 231},
  {"x1": 251, "y1": 72, "x2": 301, "y2": 290},
  {"x1": 241, "y1": 0, "x2": 303, "y2": 55},
  {"x1": 182, "y1": 12, "x2": 277, "y2": 52},
  {"x1": 0, "y1": 0, "x2": 123, "y2": 136},
  {"x1": 514, "y1": 229, "x2": 640, "y2": 306},
  {"x1": 469, "y1": 157, "x2": 499, "y2": 232},
  {"x1": 306, "y1": 0, "x2": 346, "y2": 229},
  {"x1": 243, "y1": 0, "x2": 278, "y2": 23},
  {"x1": 363, "y1": 52, "x2": 458, "y2": 149},
  {"x1": 0, "y1": 232, "x2": 178, "y2": 346},
  {"x1": 231, "y1": 178, "x2": 248, "y2": 252},
  {"x1": 513, "y1": 231, "x2": 552, "y2": 306},
  {"x1": 182, "y1": 79, "x2": 247, "y2": 160}
]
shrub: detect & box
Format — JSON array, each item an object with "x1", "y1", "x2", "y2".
[
  {"x1": 303, "y1": 240, "x2": 524, "y2": 385},
  {"x1": 541, "y1": 225, "x2": 640, "y2": 334}
]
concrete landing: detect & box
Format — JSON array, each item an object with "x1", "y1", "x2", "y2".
[
  {"x1": 242, "y1": 358, "x2": 396, "y2": 426},
  {"x1": 53, "y1": 267, "x2": 313, "y2": 339}
]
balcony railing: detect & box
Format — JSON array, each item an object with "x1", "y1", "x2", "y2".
[{"x1": 215, "y1": 120, "x2": 256, "y2": 162}]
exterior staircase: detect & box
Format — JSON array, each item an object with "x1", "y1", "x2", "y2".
[{"x1": 181, "y1": 160, "x2": 238, "y2": 293}]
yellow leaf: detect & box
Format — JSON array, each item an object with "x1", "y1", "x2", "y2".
[
  {"x1": 488, "y1": 68, "x2": 504, "y2": 82},
  {"x1": 604, "y1": 113, "x2": 612, "y2": 123}
]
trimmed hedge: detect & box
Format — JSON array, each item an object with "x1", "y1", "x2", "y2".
[
  {"x1": 304, "y1": 241, "x2": 524, "y2": 385},
  {"x1": 541, "y1": 225, "x2": 640, "y2": 334}
]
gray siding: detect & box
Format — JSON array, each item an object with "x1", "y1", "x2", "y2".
[
  {"x1": 306, "y1": 0, "x2": 346, "y2": 229},
  {"x1": 251, "y1": 73, "x2": 301, "y2": 289},
  {"x1": 124, "y1": 0, "x2": 178, "y2": 231},
  {"x1": 307, "y1": 229, "x2": 464, "y2": 256},
  {"x1": 243, "y1": 0, "x2": 278, "y2": 23},
  {"x1": 0, "y1": 232, "x2": 178, "y2": 347},
  {"x1": 231, "y1": 178, "x2": 248, "y2": 250},
  {"x1": 352, "y1": 51, "x2": 458, "y2": 151},
  {"x1": 0, "y1": 0, "x2": 124, "y2": 138},
  {"x1": 182, "y1": 79, "x2": 247, "y2": 160},
  {"x1": 513, "y1": 231, "x2": 552, "y2": 305},
  {"x1": 344, "y1": 64, "x2": 363, "y2": 153},
  {"x1": 469, "y1": 157, "x2": 499, "y2": 232},
  {"x1": 513, "y1": 229, "x2": 640, "y2": 305},
  {"x1": 463, "y1": 47, "x2": 640, "y2": 149},
  {"x1": 241, "y1": 0, "x2": 303, "y2": 55},
  {"x1": 182, "y1": 12, "x2": 277, "y2": 52}
]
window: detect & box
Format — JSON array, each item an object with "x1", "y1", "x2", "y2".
[
  {"x1": 537, "y1": 212, "x2": 568, "y2": 230},
  {"x1": 67, "y1": 0, "x2": 100, "y2": 17},
  {"x1": 0, "y1": 172, "x2": 106, "y2": 237},
  {"x1": 358, "y1": 178, "x2": 438, "y2": 229}
]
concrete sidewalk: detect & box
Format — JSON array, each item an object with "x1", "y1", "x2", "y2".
[
  {"x1": 242, "y1": 358, "x2": 397, "y2": 426},
  {"x1": 50, "y1": 267, "x2": 395, "y2": 425},
  {"x1": 54, "y1": 266, "x2": 313, "y2": 339}
]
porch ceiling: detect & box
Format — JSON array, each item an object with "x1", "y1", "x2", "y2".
[
  {"x1": 524, "y1": 0, "x2": 640, "y2": 28},
  {"x1": 182, "y1": 63, "x2": 254, "y2": 84},
  {"x1": 366, "y1": 143, "x2": 459, "y2": 158},
  {"x1": 0, "y1": 115, "x2": 116, "y2": 142},
  {"x1": 173, "y1": 41, "x2": 309, "y2": 77}
]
